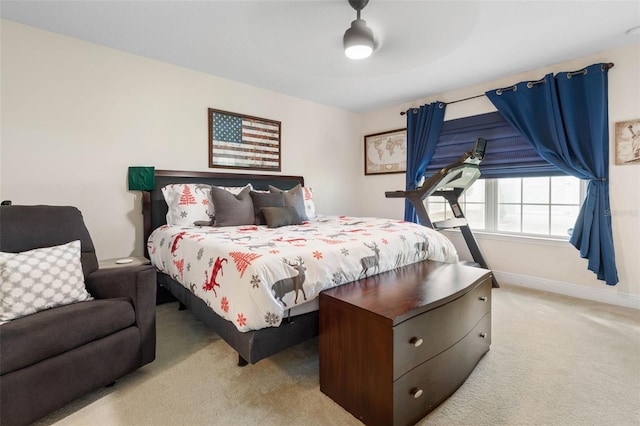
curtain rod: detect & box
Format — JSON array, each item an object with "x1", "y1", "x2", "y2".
[
  {"x1": 399, "y1": 62, "x2": 615, "y2": 115},
  {"x1": 399, "y1": 94, "x2": 484, "y2": 115}
]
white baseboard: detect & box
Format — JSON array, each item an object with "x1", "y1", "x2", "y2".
[{"x1": 493, "y1": 271, "x2": 640, "y2": 310}]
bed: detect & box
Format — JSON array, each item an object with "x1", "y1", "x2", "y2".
[{"x1": 143, "y1": 170, "x2": 459, "y2": 365}]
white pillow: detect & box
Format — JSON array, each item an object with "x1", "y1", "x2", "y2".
[
  {"x1": 302, "y1": 186, "x2": 317, "y2": 219},
  {"x1": 0, "y1": 240, "x2": 93, "y2": 322},
  {"x1": 162, "y1": 183, "x2": 214, "y2": 226},
  {"x1": 162, "y1": 183, "x2": 253, "y2": 226}
]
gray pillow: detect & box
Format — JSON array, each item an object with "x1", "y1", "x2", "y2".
[
  {"x1": 261, "y1": 206, "x2": 302, "y2": 228},
  {"x1": 250, "y1": 191, "x2": 285, "y2": 225},
  {"x1": 268, "y1": 184, "x2": 309, "y2": 221},
  {"x1": 210, "y1": 185, "x2": 254, "y2": 227}
]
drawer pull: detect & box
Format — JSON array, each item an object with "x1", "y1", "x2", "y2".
[
  {"x1": 411, "y1": 388, "x2": 423, "y2": 399},
  {"x1": 409, "y1": 337, "x2": 423, "y2": 348},
  {"x1": 479, "y1": 332, "x2": 488, "y2": 339},
  {"x1": 479, "y1": 296, "x2": 488, "y2": 302}
]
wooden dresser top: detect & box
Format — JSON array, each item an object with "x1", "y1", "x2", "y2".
[{"x1": 321, "y1": 260, "x2": 491, "y2": 326}]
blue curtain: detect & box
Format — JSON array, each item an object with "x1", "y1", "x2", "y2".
[
  {"x1": 485, "y1": 63, "x2": 618, "y2": 285},
  {"x1": 404, "y1": 102, "x2": 446, "y2": 222}
]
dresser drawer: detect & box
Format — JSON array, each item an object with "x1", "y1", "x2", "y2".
[
  {"x1": 320, "y1": 261, "x2": 493, "y2": 426},
  {"x1": 393, "y1": 312, "x2": 491, "y2": 426},
  {"x1": 393, "y1": 277, "x2": 491, "y2": 380}
]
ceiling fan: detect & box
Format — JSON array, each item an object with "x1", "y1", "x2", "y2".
[{"x1": 343, "y1": 0, "x2": 375, "y2": 60}]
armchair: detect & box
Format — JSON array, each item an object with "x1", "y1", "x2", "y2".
[{"x1": 0, "y1": 205, "x2": 156, "y2": 426}]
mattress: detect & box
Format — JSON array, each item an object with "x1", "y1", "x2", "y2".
[{"x1": 148, "y1": 215, "x2": 458, "y2": 332}]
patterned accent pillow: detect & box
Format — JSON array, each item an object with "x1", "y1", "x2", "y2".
[
  {"x1": 162, "y1": 183, "x2": 213, "y2": 226},
  {"x1": 0, "y1": 240, "x2": 93, "y2": 322},
  {"x1": 162, "y1": 183, "x2": 252, "y2": 226},
  {"x1": 302, "y1": 186, "x2": 317, "y2": 219}
]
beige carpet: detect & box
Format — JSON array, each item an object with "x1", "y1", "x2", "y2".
[{"x1": 36, "y1": 284, "x2": 640, "y2": 426}]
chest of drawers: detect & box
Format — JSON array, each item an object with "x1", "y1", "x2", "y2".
[{"x1": 319, "y1": 260, "x2": 492, "y2": 426}]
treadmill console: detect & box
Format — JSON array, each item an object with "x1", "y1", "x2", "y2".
[{"x1": 471, "y1": 137, "x2": 487, "y2": 161}]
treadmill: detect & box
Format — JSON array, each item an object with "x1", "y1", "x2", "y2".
[{"x1": 386, "y1": 137, "x2": 499, "y2": 288}]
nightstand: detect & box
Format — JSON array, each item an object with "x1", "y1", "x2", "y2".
[{"x1": 98, "y1": 256, "x2": 150, "y2": 269}]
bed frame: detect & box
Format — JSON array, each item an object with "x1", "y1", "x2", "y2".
[{"x1": 142, "y1": 170, "x2": 319, "y2": 366}]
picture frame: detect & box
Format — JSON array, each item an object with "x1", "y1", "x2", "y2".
[
  {"x1": 208, "y1": 108, "x2": 281, "y2": 171},
  {"x1": 614, "y1": 118, "x2": 640, "y2": 165},
  {"x1": 364, "y1": 128, "x2": 407, "y2": 175}
]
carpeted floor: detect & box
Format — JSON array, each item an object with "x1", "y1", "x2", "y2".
[{"x1": 35, "y1": 284, "x2": 640, "y2": 426}]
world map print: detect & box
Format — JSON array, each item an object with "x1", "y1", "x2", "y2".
[{"x1": 365, "y1": 129, "x2": 407, "y2": 174}]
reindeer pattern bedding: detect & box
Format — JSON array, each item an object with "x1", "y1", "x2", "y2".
[{"x1": 148, "y1": 215, "x2": 458, "y2": 332}]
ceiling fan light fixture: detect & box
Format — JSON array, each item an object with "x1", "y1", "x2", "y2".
[{"x1": 344, "y1": 18, "x2": 374, "y2": 59}]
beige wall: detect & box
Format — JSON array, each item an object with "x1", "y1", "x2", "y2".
[
  {"x1": 2, "y1": 20, "x2": 638, "y2": 304},
  {"x1": 1, "y1": 20, "x2": 361, "y2": 259},
  {"x1": 358, "y1": 43, "x2": 640, "y2": 303}
]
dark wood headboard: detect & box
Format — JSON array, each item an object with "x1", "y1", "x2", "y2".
[{"x1": 142, "y1": 170, "x2": 304, "y2": 256}]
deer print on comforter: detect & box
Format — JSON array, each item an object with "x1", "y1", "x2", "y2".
[{"x1": 148, "y1": 216, "x2": 458, "y2": 332}]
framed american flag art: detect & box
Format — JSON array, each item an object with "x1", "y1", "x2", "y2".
[{"x1": 208, "y1": 108, "x2": 281, "y2": 171}]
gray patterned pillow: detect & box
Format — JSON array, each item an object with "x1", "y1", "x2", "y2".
[{"x1": 0, "y1": 240, "x2": 93, "y2": 322}]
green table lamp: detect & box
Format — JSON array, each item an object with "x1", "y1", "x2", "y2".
[{"x1": 128, "y1": 166, "x2": 155, "y2": 191}]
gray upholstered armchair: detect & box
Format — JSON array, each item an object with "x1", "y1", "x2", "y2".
[{"x1": 0, "y1": 205, "x2": 156, "y2": 426}]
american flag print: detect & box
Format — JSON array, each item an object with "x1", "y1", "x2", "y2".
[{"x1": 209, "y1": 109, "x2": 281, "y2": 171}]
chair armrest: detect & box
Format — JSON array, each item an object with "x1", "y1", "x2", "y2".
[{"x1": 85, "y1": 265, "x2": 157, "y2": 365}]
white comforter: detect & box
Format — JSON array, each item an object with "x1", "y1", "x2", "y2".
[{"x1": 148, "y1": 215, "x2": 458, "y2": 332}]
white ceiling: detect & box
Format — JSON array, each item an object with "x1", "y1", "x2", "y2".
[{"x1": 2, "y1": 1, "x2": 639, "y2": 112}]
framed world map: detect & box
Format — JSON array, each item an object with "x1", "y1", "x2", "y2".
[{"x1": 364, "y1": 128, "x2": 406, "y2": 175}]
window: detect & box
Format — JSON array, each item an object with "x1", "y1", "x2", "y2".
[
  {"x1": 426, "y1": 176, "x2": 584, "y2": 239},
  {"x1": 422, "y1": 111, "x2": 585, "y2": 239}
]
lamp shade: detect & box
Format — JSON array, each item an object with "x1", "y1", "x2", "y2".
[
  {"x1": 344, "y1": 19, "x2": 374, "y2": 59},
  {"x1": 128, "y1": 166, "x2": 155, "y2": 191}
]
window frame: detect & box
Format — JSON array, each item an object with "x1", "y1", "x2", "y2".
[{"x1": 425, "y1": 176, "x2": 586, "y2": 240}]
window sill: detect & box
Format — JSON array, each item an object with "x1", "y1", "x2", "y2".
[{"x1": 440, "y1": 228, "x2": 572, "y2": 247}]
